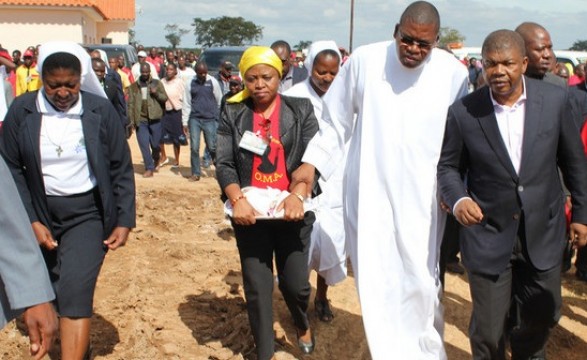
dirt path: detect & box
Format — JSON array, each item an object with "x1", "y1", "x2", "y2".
[{"x1": 1, "y1": 140, "x2": 586, "y2": 359}]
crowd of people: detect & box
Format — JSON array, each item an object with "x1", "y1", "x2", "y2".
[{"x1": 1, "y1": 1, "x2": 587, "y2": 359}]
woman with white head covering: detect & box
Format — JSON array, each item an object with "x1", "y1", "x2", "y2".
[
  {"x1": 285, "y1": 40, "x2": 344, "y2": 323},
  {"x1": 0, "y1": 40, "x2": 135, "y2": 360}
]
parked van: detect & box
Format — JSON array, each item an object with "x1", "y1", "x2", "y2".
[
  {"x1": 198, "y1": 46, "x2": 249, "y2": 76},
  {"x1": 554, "y1": 50, "x2": 587, "y2": 69},
  {"x1": 84, "y1": 44, "x2": 138, "y2": 68}
]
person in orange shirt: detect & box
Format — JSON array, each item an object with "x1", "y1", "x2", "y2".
[{"x1": 15, "y1": 49, "x2": 41, "y2": 95}]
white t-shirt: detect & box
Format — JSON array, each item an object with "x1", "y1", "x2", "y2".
[{"x1": 37, "y1": 90, "x2": 97, "y2": 196}]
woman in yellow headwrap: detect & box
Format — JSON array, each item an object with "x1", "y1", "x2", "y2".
[{"x1": 216, "y1": 46, "x2": 319, "y2": 359}]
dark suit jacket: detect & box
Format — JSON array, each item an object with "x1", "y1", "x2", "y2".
[
  {"x1": 291, "y1": 66, "x2": 308, "y2": 86},
  {"x1": 437, "y1": 77, "x2": 587, "y2": 274},
  {"x1": 216, "y1": 95, "x2": 318, "y2": 195},
  {"x1": 0, "y1": 91, "x2": 136, "y2": 238},
  {"x1": 103, "y1": 77, "x2": 128, "y2": 128}
]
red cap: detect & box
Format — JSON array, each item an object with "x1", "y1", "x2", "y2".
[
  {"x1": 229, "y1": 75, "x2": 242, "y2": 84},
  {"x1": 0, "y1": 49, "x2": 10, "y2": 61},
  {"x1": 23, "y1": 49, "x2": 34, "y2": 57}
]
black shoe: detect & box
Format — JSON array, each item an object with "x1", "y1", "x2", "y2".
[
  {"x1": 314, "y1": 298, "x2": 334, "y2": 322},
  {"x1": 297, "y1": 331, "x2": 315, "y2": 355},
  {"x1": 576, "y1": 269, "x2": 587, "y2": 282},
  {"x1": 446, "y1": 262, "x2": 465, "y2": 275}
]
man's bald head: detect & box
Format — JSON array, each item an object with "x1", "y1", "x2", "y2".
[
  {"x1": 482, "y1": 30, "x2": 526, "y2": 59},
  {"x1": 515, "y1": 22, "x2": 554, "y2": 78},
  {"x1": 515, "y1": 22, "x2": 548, "y2": 42},
  {"x1": 399, "y1": 1, "x2": 441, "y2": 33}
]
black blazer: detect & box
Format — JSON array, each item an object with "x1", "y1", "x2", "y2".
[
  {"x1": 437, "y1": 77, "x2": 587, "y2": 274},
  {"x1": 0, "y1": 91, "x2": 136, "y2": 238},
  {"x1": 103, "y1": 77, "x2": 128, "y2": 128},
  {"x1": 216, "y1": 95, "x2": 318, "y2": 194},
  {"x1": 291, "y1": 66, "x2": 308, "y2": 86}
]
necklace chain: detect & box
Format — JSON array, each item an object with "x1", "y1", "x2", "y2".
[{"x1": 43, "y1": 117, "x2": 72, "y2": 158}]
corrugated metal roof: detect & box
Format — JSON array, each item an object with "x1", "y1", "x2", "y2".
[{"x1": 0, "y1": 0, "x2": 135, "y2": 21}]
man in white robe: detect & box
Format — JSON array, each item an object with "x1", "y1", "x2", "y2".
[{"x1": 291, "y1": 1, "x2": 468, "y2": 358}]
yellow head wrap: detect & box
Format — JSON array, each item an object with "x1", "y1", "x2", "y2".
[{"x1": 227, "y1": 46, "x2": 283, "y2": 103}]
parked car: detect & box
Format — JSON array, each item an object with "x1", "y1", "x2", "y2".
[
  {"x1": 83, "y1": 44, "x2": 138, "y2": 68},
  {"x1": 198, "y1": 46, "x2": 249, "y2": 76},
  {"x1": 554, "y1": 50, "x2": 587, "y2": 70}
]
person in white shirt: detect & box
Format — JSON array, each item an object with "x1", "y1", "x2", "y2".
[
  {"x1": 290, "y1": 2, "x2": 468, "y2": 358},
  {"x1": 437, "y1": 29, "x2": 587, "y2": 360},
  {"x1": 0, "y1": 41, "x2": 135, "y2": 360},
  {"x1": 284, "y1": 41, "x2": 345, "y2": 323}
]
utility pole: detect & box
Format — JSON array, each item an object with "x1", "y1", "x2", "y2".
[{"x1": 349, "y1": 0, "x2": 355, "y2": 53}]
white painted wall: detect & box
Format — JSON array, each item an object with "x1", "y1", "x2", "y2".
[{"x1": 0, "y1": 7, "x2": 131, "y2": 54}]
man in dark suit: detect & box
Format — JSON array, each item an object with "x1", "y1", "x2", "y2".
[
  {"x1": 271, "y1": 40, "x2": 308, "y2": 92},
  {"x1": 91, "y1": 58, "x2": 127, "y2": 128},
  {"x1": 437, "y1": 30, "x2": 587, "y2": 360}
]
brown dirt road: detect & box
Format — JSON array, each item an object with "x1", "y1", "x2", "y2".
[{"x1": 1, "y1": 140, "x2": 586, "y2": 359}]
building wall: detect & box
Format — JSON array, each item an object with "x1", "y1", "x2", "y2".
[
  {"x1": 0, "y1": 8, "x2": 95, "y2": 52},
  {"x1": 0, "y1": 7, "x2": 131, "y2": 53},
  {"x1": 95, "y1": 21, "x2": 129, "y2": 45}
]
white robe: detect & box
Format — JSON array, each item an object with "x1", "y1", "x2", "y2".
[
  {"x1": 302, "y1": 41, "x2": 468, "y2": 359},
  {"x1": 285, "y1": 80, "x2": 348, "y2": 285}
]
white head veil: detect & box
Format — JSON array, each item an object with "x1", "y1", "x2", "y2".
[
  {"x1": 37, "y1": 41, "x2": 106, "y2": 99},
  {"x1": 303, "y1": 40, "x2": 342, "y2": 76}
]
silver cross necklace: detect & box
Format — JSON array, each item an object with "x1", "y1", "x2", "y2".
[{"x1": 43, "y1": 116, "x2": 73, "y2": 158}]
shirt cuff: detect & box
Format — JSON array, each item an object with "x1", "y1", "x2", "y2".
[
  {"x1": 453, "y1": 197, "x2": 472, "y2": 214},
  {"x1": 301, "y1": 140, "x2": 339, "y2": 181}
]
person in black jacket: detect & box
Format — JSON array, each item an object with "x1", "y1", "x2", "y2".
[
  {"x1": 0, "y1": 41, "x2": 135, "y2": 360},
  {"x1": 91, "y1": 58, "x2": 127, "y2": 129},
  {"x1": 216, "y1": 46, "x2": 318, "y2": 360}
]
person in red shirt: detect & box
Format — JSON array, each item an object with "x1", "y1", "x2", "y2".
[{"x1": 216, "y1": 46, "x2": 319, "y2": 360}]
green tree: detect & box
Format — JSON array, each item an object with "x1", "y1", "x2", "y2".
[
  {"x1": 192, "y1": 16, "x2": 263, "y2": 47},
  {"x1": 438, "y1": 27, "x2": 466, "y2": 48},
  {"x1": 569, "y1": 40, "x2": 587, "y2": 51},
  {"x1": 294, "y1": 40, "x2": 312, "y2": 52},
  {"x1": 165, "y1": 24, "x2": 190, "y2": 49}
]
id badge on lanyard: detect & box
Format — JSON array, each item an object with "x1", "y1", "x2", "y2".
[{"x1": 239, "y1": 130, "x2": 269, "y2": 156}]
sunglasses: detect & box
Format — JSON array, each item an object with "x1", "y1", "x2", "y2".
[{"x1": 397, "y1": 30, "x2": 436, "y2": 50}]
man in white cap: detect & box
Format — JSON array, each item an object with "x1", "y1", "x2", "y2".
[{"x1": 132, "y1": 50, "x2": 159, "y2": 81}]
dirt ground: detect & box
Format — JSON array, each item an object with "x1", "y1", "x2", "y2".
[{"x1": 1, "y1": 139, "x2": 587, "y2": 360}]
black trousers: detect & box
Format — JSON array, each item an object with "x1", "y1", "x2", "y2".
[
  {"x1": 467, "y1": 231, "x2": 561, "y2": 360},
  {"x1": 440, "y1": 215, "x2": 461, "y2": 286},
  {"x1": 233, "y1": 212, "x2": 314, "y2": 360},
  {"x1": 575, "y1": 246, "x2": 587, "y2": 273}
]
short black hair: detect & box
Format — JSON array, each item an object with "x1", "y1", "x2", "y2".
[
  {"x1": 271, "y1": 40, "x2": 291, "y2": 54},
  {"x1": 482, "y1": 29, "x2": 526, "y2": 58},
  {"x1": 399, "y1": 1, "x2": 441, "y2": 33},
  {"x1": 92, "y1": 58, "x2": 105, "y2": 67},
  {"x1": 313, "y1": 49, "x2": 341, "y2": 67},
  {"x1": 42, "y1": 52, "x2": 81, "y2": 77}
]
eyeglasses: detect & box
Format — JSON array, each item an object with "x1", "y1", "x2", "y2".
[{"x1": 397, "y1": 30, "x2": 436, "y2": 50}]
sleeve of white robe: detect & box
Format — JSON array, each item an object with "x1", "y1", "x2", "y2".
[{"x1": 301, "y1": 56, "x2": 359, "y2": 180}]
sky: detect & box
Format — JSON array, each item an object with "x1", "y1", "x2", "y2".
[{"x1": 134, "y1": 0, "x2": 587, "y2": 51}]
